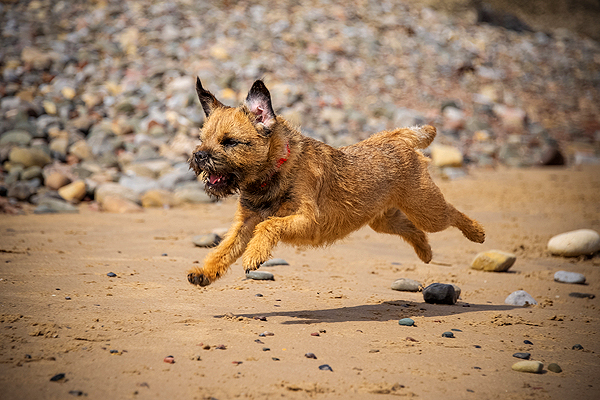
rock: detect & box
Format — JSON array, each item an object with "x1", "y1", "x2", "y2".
[
  {"x1": 441, "y1": 331, "x2": 455, "y2": 338},
  {"x1": 398, "y1": 318, "x2": 415, "y2": 326},
  {"x1": 470, "y1": 250, "x2": 516, "y2": 272},
  {"x1": 45, "y1": 172, "x2": 71, "y2": 190},
  {"x1": 49, "y1": 137, "x2": 69, "y2": 157},
  {"x1": 95, "y1": 183, "x2": 140, "y2": 205},
  {"x1": 554, "y1": 271, "x2": 586, "y2": 284},
  {"x1": 391, "y1": 278, "x2": 422, "y2": 292},
  {"x1": 58, "y1": 180, "x2": 87, "y2": 202},
  {"x1": 9, "y1": 147, "x2": 52, "y2": 168},
  {"x1": 192, "y1": 233, "x2": 221, "y2": 248},
  {"x1": 246, "y1": 271, "x2": 275, "y2": 281},
  {"x1": 569, "y1": 292, "x2": 595, "y2": 299},
  {"x1": 548, "y1": 363, "x2": 562, "y2": 373},
  {"x1": 7, "y1": 182, "x2": 36, "y2": 201},
  {"x1": 118, "y1": 175, "x2": 161, "y2": 195},
  {"x1": 21, "y1": 166, "x2": 42, "y2": 181},
  {"x1": 423, "y1": 283, "x2": 459, "y2": 305},
  {"x1": 318, "y1": 364, "x2": 333, "y2": 372},
  {"x1": 430, "y1": 145, "x2": 463, "y2": 168},
  {"x1": 442, "y1": 106, "x2": 466, "y2": 131},
  {"x1": 547, "y1": 229, "x2": 600, "y2": 257},
  {"x1": 512, "y1": 361, "x2": 543, "y2": 374},
  {"x1": 505, "y1": 290, "x2": 537, "y2": 306},
  {"x1": 141, "y1": 189, "x2": 176, "y2": 208},
  {"x1": 174, "y1": 184, "x2": 214, "y2": 204},
  {"x1": 512, "y1": 352, "x2": 531, "y2": 360},
  {"x1": 33, "y1": 198, "x2": 78, "y2": 214},
  {"x1": 0, "y1": 129, "x2": 32, "y2": 146},
  {"x1": 101, "y1": 195, "x2": 143, "y2": 213},
  {"x1": 69, "y1": 140, "x2": 93, "y2": 160},
  {"x1": 572, "y1": 344, "x2": 584, "y2": 350},
  {"x1": 261, "y1": 258, "x2": 289, "y2": 267}
]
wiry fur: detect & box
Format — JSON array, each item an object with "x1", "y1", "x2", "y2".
[{"x1": 187, "y1": 78, "x2": 485, "y2": 287}]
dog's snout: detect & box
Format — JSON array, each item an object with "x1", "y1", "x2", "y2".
[{"x1": 194, "y1": 151, "x2": 209, "y2": 164}]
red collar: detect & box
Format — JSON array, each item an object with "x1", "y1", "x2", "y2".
[{"x1": 261, "y1": 142, "x2": 290, "y2": 188}]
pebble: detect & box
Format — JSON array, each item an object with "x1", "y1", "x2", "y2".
[
  {"x1": 572, "y1": 344, "x2": 584, "y2": 350},
  {"x1": 569, "y1": 292, "x2": 595, "y2": 299},
  {"x1": 554, "y1": 271, "x2": 586, "y2": 284},
  {"x1": 68, "y1": 390, "x2": 87, "y2": 396},
  {"x1": 246, "y1": 271, "x2": 274, "y2": 281},
  {"x1": 0, "y1": 129, "x2": 32, "y2": 146},
  {"x1": 107, "y1": 272, "x2": 117, "y2": 277},
  {"x1": 470, "y1": 250, "x2": 516, "y2": 272},
  {"x1": 398, "y1": 318, "x2": 415, "y2": 326},
  {"x1": 430, "y1": 145, "x2": 463, "y2": 168},
  {"x1": 305, "y1": 353, "x2": 317, "y2": 359},
  {"x1": 34, "y1": 198, "x2": 79, "y2": 214},
  {"x1": 58, "y1": 180, "x2": 87, "y2": 202},
  {"x1": 511, "y1": 360, "x2": 543, "y2": 373},
  {"x1": 44, "y1": 172, "x2": 71, "y2": 190},
  {"x1": 310, "y1": 332, "x2": 320, "y2": 336},
  {"x1": 548, "y1": 363, "x2": 562, "y2": 373},
  {"x1": 259, "y1": 332, "x2": 274, "y2": 337},
  {"x1": 505, "y1": 290, "x2": 537, "y2": 306},
  {"x1": 391, "y1": 278, "x2": 422, "y2": 292},
  {"x1": 163, "y1": 356, "x2": 175, "y2": 364},
  {"x1": 141, "y1": 189, "x2": 176, "y2": 208},
  {"x1": 423, "y1": 283, "x2": 459, "y2": 305},
  {"x1": 318, "y1": 364, "x2": 333, "y2": 371},
  {"x1": 192, "y1": 233, "x2": 221, "y2": 248},
  {"x1": 442, "y1": 332, "x2": 455, "y2": 338},
  {"x1": 9, "y1": 147, "x2": 52, "y2": 168},
  {"x1": 513, "y1": 352, "x2": 531, "y2": 360},
  {"x1": 261, "y1": 258, "x2": 289, "y2": 267},
  {"x1": 101, "y1": 195, "x2": 143, "y2": 213},
  {"x1": 547, "y1": 229, "x2": 600, "y2": 257},
  {"x1": 50, "y1": 373, "x2": 65, "y2": 382},
  {"x1": 524, "y1": 340, "x2": 534, "y2": 345}
]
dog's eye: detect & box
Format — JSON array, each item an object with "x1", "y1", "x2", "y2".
[{"x1": 221, "y1": 137, "x2": 241, "y2": 148}]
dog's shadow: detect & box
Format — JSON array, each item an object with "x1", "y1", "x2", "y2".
[{"x1": 231, "y1": 300, "x2": 519, "y2": 325}]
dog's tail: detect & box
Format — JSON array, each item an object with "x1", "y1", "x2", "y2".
[{"x1": 396, "y1": 125, "x2": 436, "y2": 149}]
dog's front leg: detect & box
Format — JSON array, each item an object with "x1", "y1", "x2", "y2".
[
  {"x1": 242, "y1": 214, "x2": 313, "y2": 273},
  {"x1": 188, "y1": 214, "x2": 261, "y2": 286}
]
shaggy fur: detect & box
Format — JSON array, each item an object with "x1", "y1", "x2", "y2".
[{"x1": 187, "y1": 78, "x2": 485, "y2": 286}]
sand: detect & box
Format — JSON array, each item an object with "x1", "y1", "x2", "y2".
[{"x1": 1, "y1": 166, "x2": 599, "y2": 399}]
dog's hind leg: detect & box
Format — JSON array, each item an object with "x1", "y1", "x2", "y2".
[{"x1": 369, "y1": 208, "x2": 432, "y2": 263}]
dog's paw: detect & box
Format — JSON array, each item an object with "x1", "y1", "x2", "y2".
[{"x1": 187, "y1": 271, "x2": 212, "y2": 287}]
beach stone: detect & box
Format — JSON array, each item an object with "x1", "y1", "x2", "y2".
[
  {"x1": 34, "y1": 198, "x2": 78, "y2": 214},
  {"x1": 21, "y1": 165, "x2": 42, "y2": 181},
  {"x1": 505, "y1": 290, "x2": 537, "y2": 306},
  {"x1": 398, "y1": 318, "x2": 415, "y2": 326},
  {"x1": 548, "y1": 363, "x2": 562, "y2": 373},
  {"x1": 9, "y1": 147, "x2": 52, "y2": 168},
  {"x1": 45, "y1": 172, "x2": 71, "y2": 190},
  {"x1": 101, "y1": 195, "x2": 143, "y2": 213},
  {"x1": 441, "y1": 331, "x2": 455, "y2": 338},
  {"x1": 261, "y1": 258, "x2": 289, "y2": 267},
  {"x1": 547, "y1": 229, "x2": 600, "y2": 257},
  {"x1": 58, "y1": 180, "x2": 86, "y2": 202},
  {"x1": 572, "y1": 344, "x2": 583, "y2": 350},
  {"x1": 246, "y1": 271, "x2": 274, "y2": 281},
  {"x1": 69, "y1": 140, "x2": 93, "y2": 160},
  {"x1": 174, "y1": 185, "x2": 214, "y2": 204},
  {"x1": 513, "y1": 352, "x2": 531, "y2": 360},
  {"x1": 141, "y1": 189, "x2": 176, "y2": 208},
  {"x1": 192, "y1": 233, "x2": 221, "y2": 248},
  {"x1": 95, "y1": 183, "x2": 140, "y2": 205},
  {"x1": 569, "y1": 292, "x2": 595, "y2": 299},
  {"x1": 119, "y1": 175, "x2": 161, "y2": 195},
  {"x1": 423, "y1": 283, "x2": 458, "y2": 305},
  {"x1": 471, "y1": 250, "x2": 516, "y2": 272},
  {"x1": 391, "y1": 278, "x2": 422, "y2": 292},
  {"x1": 554, "y1": 271, "x2": 586, "y2": 284},
  {"x1": 7, "y1": 182, "x2": 36, "y2": 201},
  {"x1": 49, "y1": 137, "x2": 69, "y2": 157},
  {"x1": 0, "y1": 129, "x2": 32, "y2": 146},
  {"x1": 511, "y1": 360, "x2": 543, "y2": 374},
  {"x1": 431, "y1": 145, "x2": 463, "y2": 168}
]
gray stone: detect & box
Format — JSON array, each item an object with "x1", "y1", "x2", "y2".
[
  {"x1": 261, "y1": 258, "x2": 289, "y2": 267},
  {"x1": 398, "y1": 318, "x2": 415, "y2": 326},
  {"x1": 8, "y1": 147, "x2": 52, "y2": 168},
  {"x1": 0, "y1": 129, "x2": 32, "y2": 146},
  {"x1": 547, "y1": 229, "x2": 600, "y2": 257},
  {"x1": 34, "y1": 198, "x2": 79, "y2": 214},
  {"x1": 118, "y1": 174, "x2": 161, "y2": 195},
  {"x1": 423, "y1": 283, "x2": 459, "y2": 305},
  {"x1": 246, "y1": 271, "x2": 275, "y2": 281},
  {"x1": 471, "y1": 250, "x2": 516, "y2": 272},
  {"x1": 548, "y1": 363, "x2": 562, "y2": 373},
  {"x1": 391, "y1": 278, "x2": 422, "y2": 292},
  {"x1": 505, "y1": 290, "x2": 537, "y2": 306},
  {"x1": 511, "y1": 361, "x2": 543, "y2": 373},
  {"x1": 21, "y1": 165, "x2": 42, "y2": 181},
  {"x1": 95, "y1": 183, "x2": 140, "y2": 205},
  {"x1": 554, "y1": 271, "x2": 586, "y2": 284},
  {"x1": 174, "y1": 184, "x2": 214, "y2": 204},
  {"x1": 192, "y1": 233, "x2": 221, "y2": 248}
]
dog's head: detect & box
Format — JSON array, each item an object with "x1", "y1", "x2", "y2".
[{"x1": 189, "y1": 78, "x2": 279, "y2": 198}]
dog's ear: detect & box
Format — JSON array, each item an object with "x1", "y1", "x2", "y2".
[
  {"x1": 196, "y1": 77, "x2": 224, "y2": 117},
  {"x1": 245, "y1": 80, "x2": 276, "y2": 130}
]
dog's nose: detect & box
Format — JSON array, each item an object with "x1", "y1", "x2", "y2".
[{"x1": 194, "y1": 151, "x2": 209, "y2": 164}]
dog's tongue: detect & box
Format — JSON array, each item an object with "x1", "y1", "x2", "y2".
[{"x1": 209, "y1": 174, "x2": 223, "y2": 185}]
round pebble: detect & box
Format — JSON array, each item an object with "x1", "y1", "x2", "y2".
[
  {"x1": 511, "y1": 360, "x2": 543, "y2": 373},
  {"x1": 311, "y1": 332, "x2": 320, "y2": 336},
  {"x1": 318, "y1": 364, "x2": 333, "y2": 371},
  {"x1": 246, "y1": 271, "x2": 274, "y2": 281},
  {"x1": 305, "y1": 353, "x2": 317, "y2": 359},
  {"x1": 261, "y1": 258, "x2": 289, "y2": 267},
  {"x1": 512, "y1": 352, "x2": 531, "y2": 359},
  {"x1": 391, "y1": 278, "x2": 422, "y2": 292},
  {"x1": 398, "y1": 318, "x2": 415, "y2": 326},
  {"x1": 107, "y1": 272, "x2": 117, "y2": 277},
  {"x1": 505, "y1": 290, "x2": 537, "y2": 306},
  {"x1": 548, "y1": 363, "x2": 562, "y2": 373},
  {"x1": 554, "y1": 270, "x2": 586, "y2": 284},
  {"x1": 164, "y1": 356, "x2": 175, "y2": 364},
  {"x1": 192, "y1": 233, "x2": 221, "y2": 248},
  {"x1": 442, "y1": 331, "x2": 455, "y2": 338},
  {"x1": 547, "y1": 229, "x2": 600, "y2": 257},
  {"x1": 423, "y1": 283, "x2": 459, "y2": 305},
  {"x1": 470, "y1": 250, "x2": 516, "y2": 272}
]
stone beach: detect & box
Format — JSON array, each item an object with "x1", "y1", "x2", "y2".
[{"x1": 1, "y1": 1, "x2": 599, "y2": 399}]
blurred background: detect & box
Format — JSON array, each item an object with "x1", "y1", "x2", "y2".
[{"x1": 1, "y1": 0, "x2": 599, "y2": 213}]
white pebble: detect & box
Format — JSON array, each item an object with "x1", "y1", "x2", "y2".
[{"x1": 547, "y1": 229, "x2": 600, "y2": 257}]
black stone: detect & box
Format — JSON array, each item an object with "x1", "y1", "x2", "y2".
[
  {"x1": 569, "y1": 292, "x2": 595, "y2": 299},
  {"x1": 50, "y1": 373, "x2": 65, "y2": 381},
  {"x1": 572, "y1": 344, "x2": 584, "y2": 350},
  {"x1": 106, "y1": 272, "x2": 117, "y2": 277},
  {"x1": 319, "y1": 364, "x2": 333, "y2": 371},
  {"x1": 423, "y1": 283, "x2": 458, "y2": 305},
  {"x1": 442, "y1": 331, "x2": 455, "y2": 338},
  {"x1": 513, "y1": 352, "x2": 530, "y2": 360},
  {"x1": 523, "y1": 340, "x2": 533, "y2": 345}
]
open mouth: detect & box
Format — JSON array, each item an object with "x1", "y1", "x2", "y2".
[{"x1": 208, "y1": 174, "x2": 228, "y2": 186}]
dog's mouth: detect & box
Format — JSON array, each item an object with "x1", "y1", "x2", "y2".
[
  {"x1": 207, "y1": 173, "x2": 229, "y2": 187},
  {"x1": 201, "y1": 171, "x2": 239, "y2": 198}
]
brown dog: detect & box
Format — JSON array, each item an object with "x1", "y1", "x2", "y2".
[{"x1": 187, "y1": 78, "x2": 485, "y2": 286}]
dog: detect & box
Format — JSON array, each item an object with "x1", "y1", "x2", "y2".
[{"x1": 187, "y1": 78, "x2": 485, "y2": 286}]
